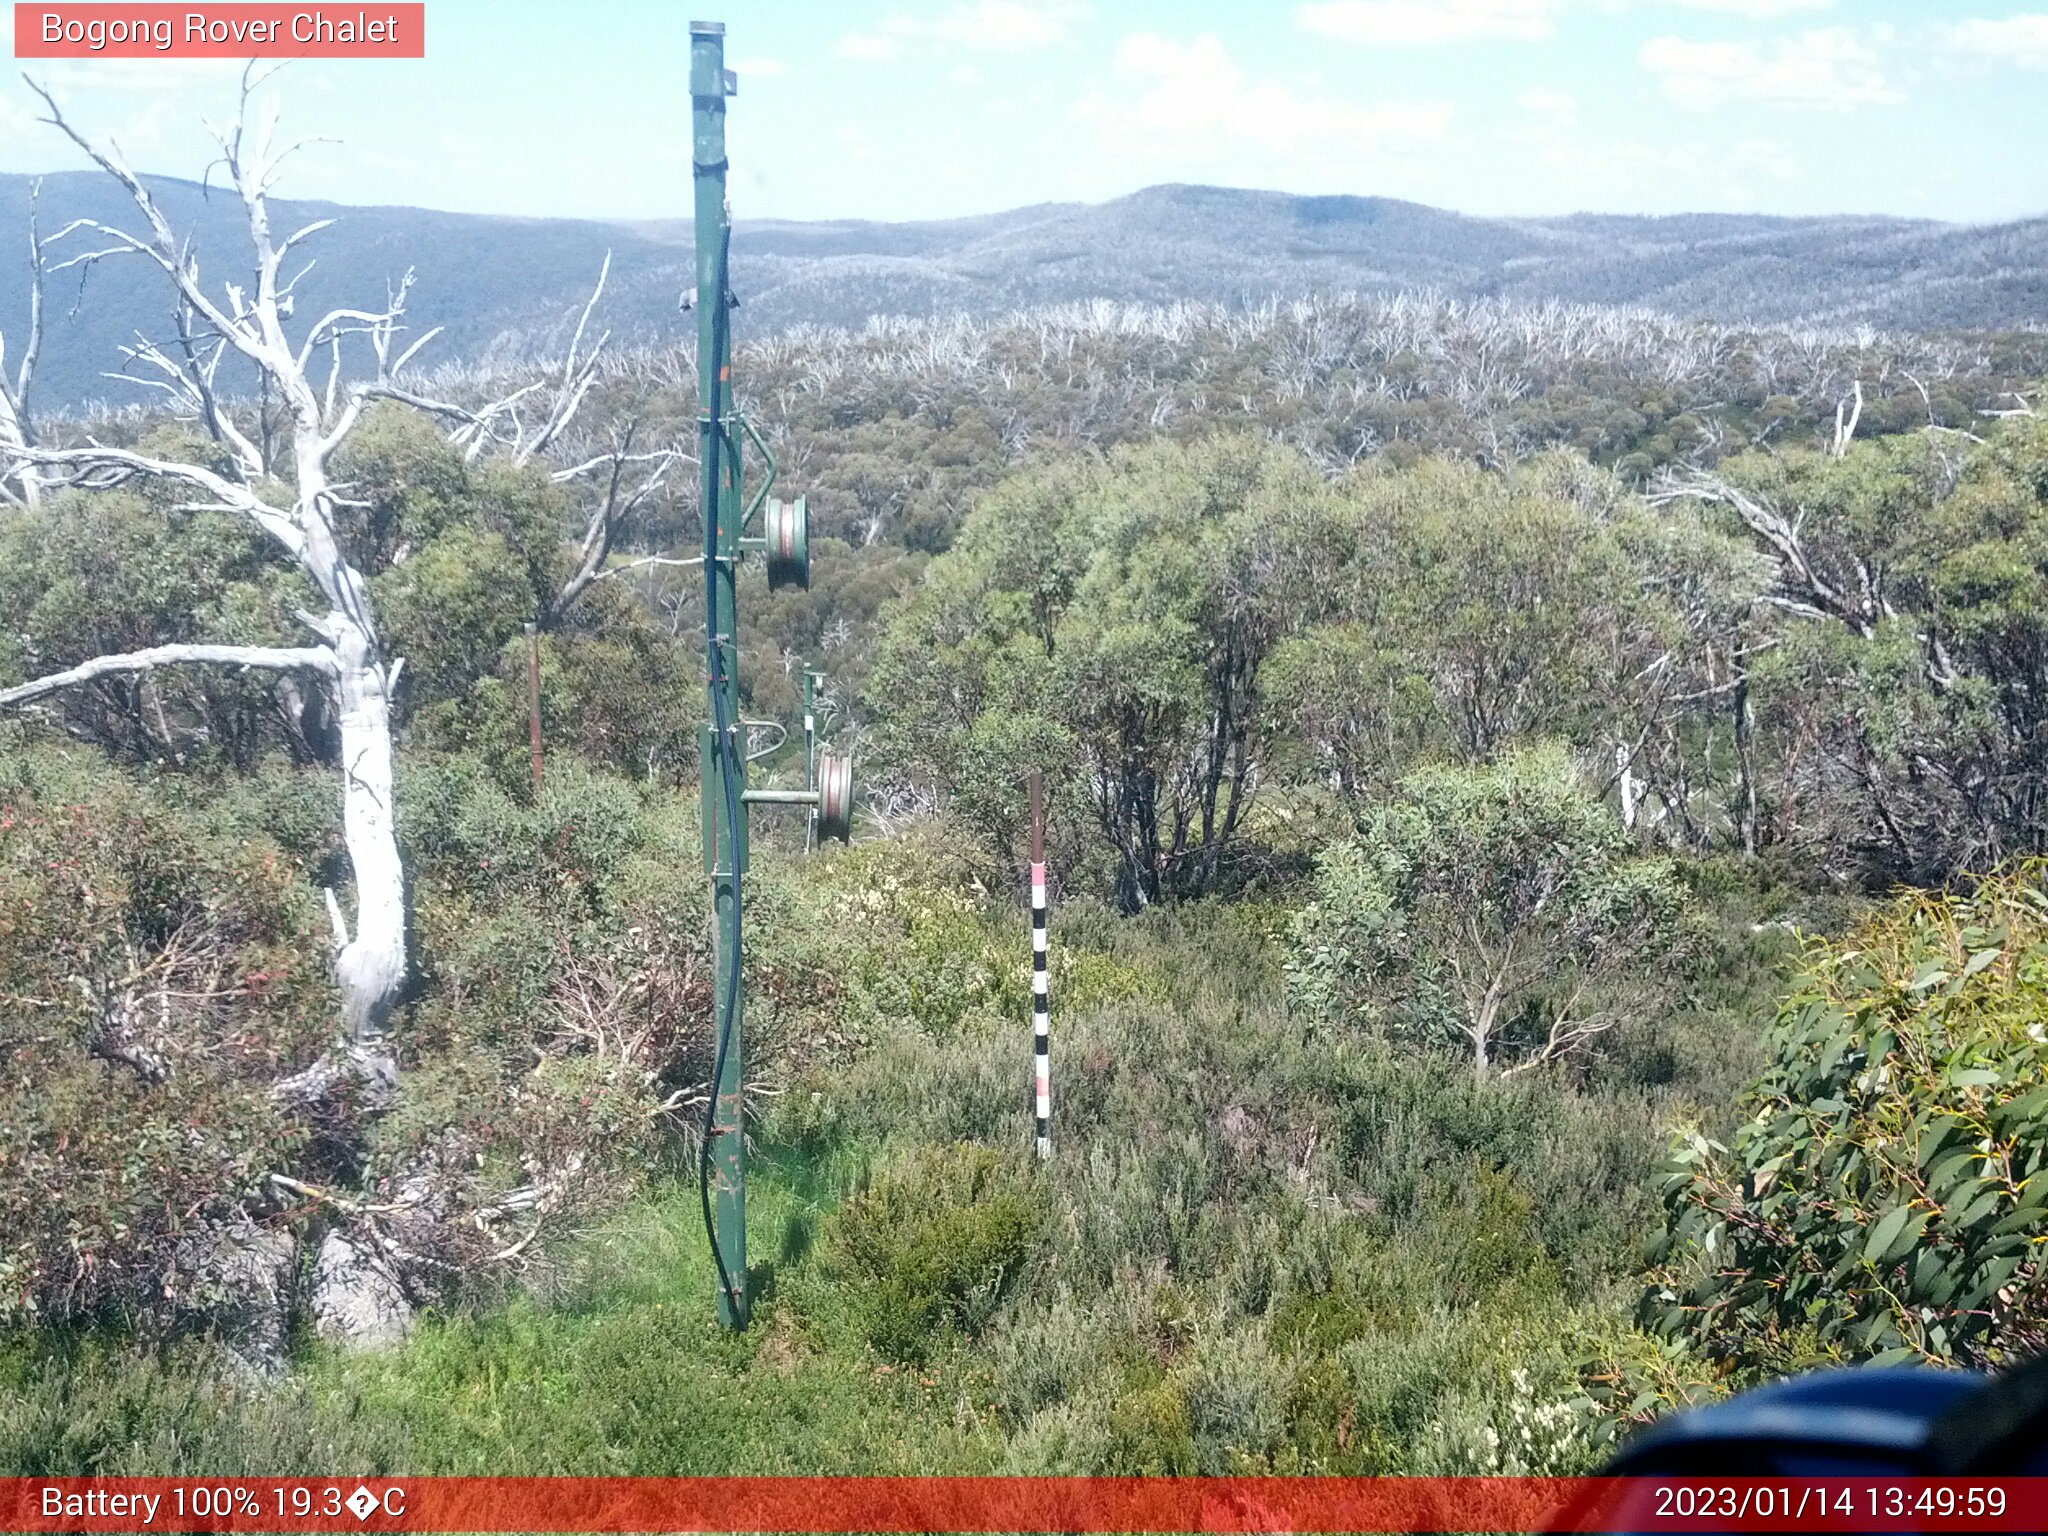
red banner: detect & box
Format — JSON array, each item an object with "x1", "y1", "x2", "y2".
[
  {"x1": 2, "y1": 1477, "x2": 2046, "y2": 1533},
  {"x1": 12, "y1": 5, "x2": 425, "y2": 58}
]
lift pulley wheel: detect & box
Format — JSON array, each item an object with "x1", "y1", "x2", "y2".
[
  {"x1": 816, "y1": 752, "x2": 854, "y2": 844},
  {"x1": 764, "y1": 496, "x2": 810, "y2": 591}
]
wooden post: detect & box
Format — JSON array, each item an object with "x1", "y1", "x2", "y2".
[
  {"x1": 1029, "y1": 769, "x2": 1050, "y2": 1160},
  {"x1": 524, "y1": 622, "x2": 545, "y2": 795}
]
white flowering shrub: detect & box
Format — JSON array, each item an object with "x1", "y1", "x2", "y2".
[{"x1": 1417, "y1": 1367, "x2": 1595, "y2": 1475}]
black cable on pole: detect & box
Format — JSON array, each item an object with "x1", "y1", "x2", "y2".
[{"x1": 698, "y1": 220, "x2": 744, "y2": 1321}]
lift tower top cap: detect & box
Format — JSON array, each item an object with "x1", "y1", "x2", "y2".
[{"x1": 689, "y1": 20, "x2": 725, "y2": 35}]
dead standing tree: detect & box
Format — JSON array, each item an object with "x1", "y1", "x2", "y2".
[
  {"x1": 0, "y1": 75, "x2": 488, "y2": 1102},
  {"x1": 362, "y1": 250, "x2": 689, "y2": 629},
  {"x1": 0, "y1": 78, "x2": 680, "y2": 1076},
  {"x1": 0, "y1": 179, "x2": 43, "y2": 507},
  {"x1": 0, "y1": 77, "x2": 692, "y2": 1347}
]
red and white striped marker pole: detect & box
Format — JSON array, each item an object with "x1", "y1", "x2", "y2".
[{"x1": 1029, "y1": 769, "x2": 1051, "y2": 1160}]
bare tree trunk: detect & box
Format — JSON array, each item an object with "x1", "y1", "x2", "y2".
[
  {"x1": 1614, "y1": 741, "x2": 1639, "y2": 830},
  {"x1": 1733, "y1": 672, "x2": 1759, "y2": 857},
  {"x1": 0, "y1": 384, "x2": 33, "y2": 507},
  {"x1": 0, "y1": 74, "x2": 658, "y2": 1347},
  {"x1": 0, "y1": 181, "x2": 44, "y2": 509},
  {"x1": 331, "y1": 620, "x2": 405, "y2": 1049}
]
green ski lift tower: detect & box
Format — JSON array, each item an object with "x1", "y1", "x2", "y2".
[{"x1": 691, "y1": 18, "x2": 855, "y2": 1331}]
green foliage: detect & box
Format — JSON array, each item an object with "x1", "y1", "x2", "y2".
[
  {"x1": 830, "y1": 1144, "x2": 1044, "y2": 1362},
  {"x1": 870, "y1": 435, "x2": 1322, "y2": 908},
  {"x1": 332, "y1": 407, "x2": 505, "y2": 573},
  {"x1": 518, "y1": 589, "x2": 698, "y2": 781},
  {"x1": 871, "y1": 435, "x2": 1776, "y2": 911},
  {"x1": 1646, "y1": 861, "x2": 2048, "y2": 1375},
  {"x1": 1356, "y1": 454, "x2": 1678, "y2": 761},
  {"x1": 1103, "y1": 1370, "x2": 1199, "y2": 1474},
  {"x1": 1262, "y1": 623, "x2": 1430, "y2": 797},
  {"x1": 1287, "y1": 744, "x2": 1690, "y2": 1076},
  {"x1": 0, "y1": 480, "x2": 314, "y2": 767},
  {"x1": 0, "y1": 739, "x2": 722, "y2": 1327},
  {"x1": 343, "y1": 411, "x2": 698, "y2": 781},
  {"x1": 1712, "y1": 417, "x2": 2048, "y2": 881},
  {"x1": 0, "y1": 1338, "x2": 391, "y2": 1475},
  {"x1": 373, "y1": 526, "x2": 535, "y2": 705},
  {"x1": 0, "y1": 837, "x2": 1766, "y2": 1475},
  {"x1": 18, "y1": 279, "x2": 2040, "y2": 1478},
  {"x1": 377, "y1": 753, "x2": 729, "y2": 1270},
  {"x1": 0, "y1": 1180, "x2": 1001, "y2": 1476},
  {"x1": 752, "y1": 828, "x2": 1163, "y2": 1056},
  {"x1": 0, "y1": 744, "x2": 328, "y2": 1327}
]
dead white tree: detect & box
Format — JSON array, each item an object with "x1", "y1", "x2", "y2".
[
  {"x1": 540, "y1": 421, "x2": 684, "y2": 625},
  {"x1": 1831, "y1": 379, "x2": 1864, "y2": 459},
  {"x1": 1651, "y1": 466, "x2": 1963, "y2": 699},
  {"x1": 386, "y1": 253, "x2": 611, "y2": 467},
  {"x1": 1649, "y1": 469, "x2": 1885, "y2": 639},
  {"x1": 0, "y1": 179, "x2": 44, "y2": 507},
  {"x1": 0, "y1": 76, "x2": 688, "y2": 1098},
  {"x1": 0, "y1": 75, "x2": 480, "y2": 1093},
  {"x1": 366, "y1": 250, "x2": 690, "y2": 626}
]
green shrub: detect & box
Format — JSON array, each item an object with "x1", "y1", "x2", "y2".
[
  {"x1": 0, "y1": 481, "x2": 314, "y2": 769},
  {"x1": 1286, "y1": 744, "x2": 1690, "y2": 1078},
  {"x1": 830, "y1": 1143, "x2": 1044, "y2": 1361},
  {"x1": 0, "y1": 1338, "x2": 397, "y2": 1475},
  {"x1": 1646, "y1": 861, "x2": 2048, "y2": 1374},
  {"x1": 1413, "y1": 1363, "x2": 1598, "y2": 1475},
  {"x1": 0, "y1": 745, "x2": 329, "y2": 1328},
  {"x1": 1105, "y1": 1370, "x2": 1198, "y2": 1474},
  {"x1": 1186, "y1": 1326, "x2": 1291, "y2": 1471}
]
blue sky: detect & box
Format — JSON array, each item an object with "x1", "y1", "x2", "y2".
[{"x1": 2, "y1": 1, "x2": 2045, "y2": 224}]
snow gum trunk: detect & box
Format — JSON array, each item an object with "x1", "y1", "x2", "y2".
[
  {"x1": 331, "y1": 614, "x2": 405, "y2": 1046},
  {"x1": 293, "y1": 416, "x2": 407, "y2": 1057}
]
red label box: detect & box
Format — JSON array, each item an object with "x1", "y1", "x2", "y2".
[
  {"x1": 5, "y1": 1477, "x2": 2048, "y2": 1533},
  {"x1": 13, "y1": 4, "x2": 425, "y2": 58}
]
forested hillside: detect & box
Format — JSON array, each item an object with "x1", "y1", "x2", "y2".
[
  {"x1": 7, "y1": 170, "x2": 2048, "y2": 409},
  {"x1": 7, "y1": 110, "x2": 2048, "y2": 1479}
]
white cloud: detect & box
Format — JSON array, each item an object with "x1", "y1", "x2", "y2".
[
  {"x1": 1945, "y1": 14, "x2": 2048, "y2": 70},
  {"x1": 1517, "y1": 87, "x2": 1579, "y2": 120},
  {"x1": 1506, "y1": 111, "x2": 1800, "y2": 210},
  {"x1": 1296, "y1": 0, "x2": 1831, "y2": 42},
  {"x1": 1730, "y1": 136, "x2": 1800, "y2": 180},
  {"x1": 0, "y1": 90, "x2": 37, "y2": 143},
  {"x1": 835, "y1": 33, "x2": 903, "y2": 61},
  {"x1": 1639, "y1": 26, "x2": 1902, "y2": 110},
  {"x1": 1073, "y1": 32, "x2": 1451, "y2": 191},
  {"x1": 26, "y1": 57, "x2": 254, "y2": 94},
  {"x1": 5, "y1": 69, "x2": 336, "y2": 178},
  {"x1": 915, "y1": 1, "x2": 1075, "y2": 49},
  {"x1": 1295, "y1": 0, "x2": 1560, "y2": 46},
  {"x1": 835, "y1": 125, "x2": 881, "y2": 163},
  {"x1": 1653, "y1": 0, "x2": 1832, "y2": 16},
  {"x1": 865, "y1": 1, "x2": 1082, "y2": 54}
]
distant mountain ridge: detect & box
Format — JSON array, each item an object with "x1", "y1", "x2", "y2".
[{"x1": 3, "y1": 174, "x2": 2044, "y2": 409}]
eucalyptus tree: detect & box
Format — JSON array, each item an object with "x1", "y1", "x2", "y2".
[
  {"x1": 0, "y1": 84, "x2": 435, "y2": 1092},
  {"x1": 1286, "y1": 745, "x2": 1689, "y2": 1079},
  {"x1": 870, "y1": 435, "x2": 1313, "y2": 907},
  {"x1": 1653, "y1": 415, "x2": 2048, "y2": 882},
  {"x1": 0, "y1": 78, "x2": 697, "y2": 1347}
]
